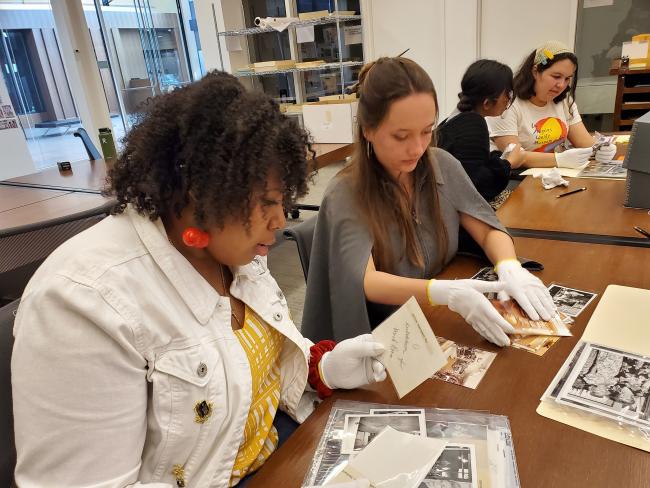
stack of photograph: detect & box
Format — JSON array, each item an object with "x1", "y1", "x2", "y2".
[
  {"x1": 302, "y1": 400, "x2": 521, "y2": 488},
  {"x1": 541, "y1": 341, "x2": 650, "y2": 437}
]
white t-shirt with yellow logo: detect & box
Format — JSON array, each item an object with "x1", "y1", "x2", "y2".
[{"x1": 487, "y1": 97, "x2": 582, "y2": 153}]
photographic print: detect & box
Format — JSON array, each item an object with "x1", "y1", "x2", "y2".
[
  {"x1": 341, "y1": 413, "x2": 426, "y2": 455},
  {"x1": 542, "y1": 341, "x2": 587, "y2": 401},
  {"x1": 1, "y1": 104, "x2": 14, "y2": 118},
  {"x1": 432, "y1": 337, "x2": 497, "y2": 389},
  {"x1": 511, "y1": 335, "x2": 562, "y2": 356},
  {"x1": 420, "y1": 444, "x2": 478, "y2": 488},
  {"x1": 491, "y1": 299, "x2": 571, "y2": 337},
  {"x1": 556, "y1": 343, "x2": 650, "y2": 428},
  {"x1": 370, "y1": 408, "x2": 425, "y2": 416},
  {"x1": 548, "y1": 284, "x2": 597, "y2": 318},
  {"x1": 577, "y1": 161, "x2": 627, "y2": 179},
  {"x1": 470, "y1": 267, "x2": 498, "y2": 282}
]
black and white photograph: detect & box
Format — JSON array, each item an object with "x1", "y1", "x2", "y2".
[
  {"x1": 470, "y1": 267, "x2": 498, "y2": 282},
  {"x1": 556, "y1": 343, "x2": 650, "y2": 428},
  {"x1": 420, "y1": 444, "x2": 478, "y2": 488},
  {"x1": 1, "y1": 104, "x2": 14, "y2": 118},
  {"x1": 548, "y1": 284, "x2": 598, "y2": 317},
  {"x1": 341, "y1": 413, "x2": 426, "y2": 455},
  {"x1": 426, "y1": 421, "x2": 487, "y2": 441},
  {"x1": 370, "y1": 408, "x2": 425, "y2": 416}
]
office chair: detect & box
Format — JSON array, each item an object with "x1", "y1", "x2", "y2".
[
  {"x1": 73, "y1": 127, "x2": 102, "y2": 160},
  {"x1": 0, "y1": 299, "x2": 18, "y2": 487},
  {"x1": 282, "y1": 215, "x2": 317, "y2": 281},
  {"x1": 0, "y1": 199, "x2": 116, "y2": 305}
]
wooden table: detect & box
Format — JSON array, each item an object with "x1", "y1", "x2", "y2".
[
  {"x1": 249, "y1": 237, "x2": 650, "y2": 488},
  {"x1": 1, "y1": 159, "x2": 108, "y2": 194},
  {"x1": 0, "y1": 189, "x2": 112, "y2": 234},
  {"x1": 0, "y1": 144, "x2": 352, "y2": 195},
  {"x1": 0, "y1": 185, "x2": 69, "y2": 213},
  {"x1": 312, "y1": 143, "x2": 353, "y2": 170},
  {"x1": 497, "y1": 176, "x2": 650, "y2": 247}
]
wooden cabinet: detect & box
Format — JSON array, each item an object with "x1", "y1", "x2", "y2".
[{"x1": 610, "y1": 59, "x2": 650, "y2": 131}]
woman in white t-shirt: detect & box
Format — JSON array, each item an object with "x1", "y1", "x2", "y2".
[{"x1": 487, "y1": 40, "x2": 616, "y2": 168}]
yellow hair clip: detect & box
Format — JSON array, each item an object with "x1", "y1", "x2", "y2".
[{"x1": 543, "y1": 48, "x2": 554, "y2": 60}]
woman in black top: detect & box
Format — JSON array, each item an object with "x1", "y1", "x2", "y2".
[{"x1": 437, "y1": 59, "x2": 524, "y2": 208}]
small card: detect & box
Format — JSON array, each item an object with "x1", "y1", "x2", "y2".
[
  {"x1": 372, "y1": 297, "x2": 447, "y2": 398},
  {"x1": 329, "y1": 426, "x2": 447, "y2": 488},
  {"x1": 548, "y1": 284, "x2": 598, "y2": 317}
]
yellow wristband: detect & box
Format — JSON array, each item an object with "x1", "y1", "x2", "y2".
[
  {"x1": 426, "y1": 279, "x2": 439, "y2": 307},
  {"x1": 494, "y1": 258, "x2": 520, "y2": 273}
]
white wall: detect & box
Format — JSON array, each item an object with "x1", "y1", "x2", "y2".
[
  {"x1": 480, "y1": 0, "x2": 578, "y2": 70},
  {"x1": 362, "y1": 0, "x2": 479, "y2": 119}
]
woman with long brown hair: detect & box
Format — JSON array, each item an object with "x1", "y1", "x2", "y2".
[{"x1": 302, "y1": 57, "x2": 556, "y2": 346}]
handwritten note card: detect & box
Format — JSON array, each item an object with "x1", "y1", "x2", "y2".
[{"x1": 372, "y1": 297, "x2": 447, "y2": 398}]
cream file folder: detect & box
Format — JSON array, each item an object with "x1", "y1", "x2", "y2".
[{"x1": 537, "y1": 285, "x2": 650, "y2": 451}]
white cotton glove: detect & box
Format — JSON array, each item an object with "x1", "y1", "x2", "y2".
[
  {"x1": 494, "y1": 259, "x2": 556, "y2": 322},
  {"x1": 427, "y1": 279, "x2": 516, "y2": 347},
  {"x1": 536, "y1": 167, "x2": 569, "y2": 190},
  {"x1": 319, "y1": 334, "x2": 387, "y2": 390},
  {"x1": 595, "y1": 143, "x2": 617, "y2": 163},
  {"x1": 554, "y1": 147, "x2": 592, "y2": 168}
]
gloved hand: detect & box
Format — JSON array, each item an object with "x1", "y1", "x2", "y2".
[
  {"x1": 494, "y1": 259, "x2": 556, "y2": 321},
  {"x1": 427, "y1": 279, "x2": 516, "y2": 347},
  {"x1": 555, "y1": 147, "x2": 592, "y2": 168},
  {"x1": 319, "y1": 334, "x2": 386, "y2": 390},
  {"x1": 595, "y1": 143, "x2": 617, "y2": 163}
]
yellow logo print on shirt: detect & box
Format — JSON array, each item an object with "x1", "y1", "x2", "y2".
[{"x1": 532, "y1": 117, "x2": 568, "y2": 153}]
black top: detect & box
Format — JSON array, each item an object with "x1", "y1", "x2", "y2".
[{"x1": 437, "y1": 110, "x2": 511, "y2": 201}]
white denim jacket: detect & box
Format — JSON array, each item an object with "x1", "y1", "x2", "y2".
[{"x1": 12, "y1": 207, "x2": 317, "y2": 488}]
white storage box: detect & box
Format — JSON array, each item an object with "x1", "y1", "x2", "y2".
[{"x1": 302, "y1": 99, "x2": 358, "y2": 143}]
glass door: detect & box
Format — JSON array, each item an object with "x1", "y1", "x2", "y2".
[{"x1": 93, "y1": 0, "x2": 195, "y2": 128}]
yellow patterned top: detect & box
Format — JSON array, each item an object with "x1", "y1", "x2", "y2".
[{"x1": 229, "y1": 306, "x2": 285, "y2": 486}]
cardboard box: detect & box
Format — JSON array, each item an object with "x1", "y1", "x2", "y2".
[{"x1": 302, "y1": 99, "x2": 358, "y2": 143}]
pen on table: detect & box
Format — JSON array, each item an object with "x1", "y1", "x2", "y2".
[
  {"x1": 556, "y1": 187, "x2": 587, "y2": 198},
  {"x1": 634, "y1": 226, "x2": 650, "y2": 239}
]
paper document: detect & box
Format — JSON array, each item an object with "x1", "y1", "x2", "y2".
[
  {"x1": 372, "y1": 297, "x2": 447, "y2": 398},
  {"x1": 329, "y1": 426, "x2": 447, "y2": 488},
  {"x1": 296, "y1": 25, "x2": 315, "y2": 43}
]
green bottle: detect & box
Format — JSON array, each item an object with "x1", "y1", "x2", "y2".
[{"x1": 98, "y1": 127, "x2": 117, "y2": 162}]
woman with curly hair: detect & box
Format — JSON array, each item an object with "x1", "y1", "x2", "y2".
[
  {"x1": 11, "y1": 71, "x2": 385, "y2": 488},
  {"x1": 487, "y1": 40, "x2": 616, "y2": 168}
]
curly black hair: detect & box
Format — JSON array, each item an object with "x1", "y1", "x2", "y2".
[{"x1": 106, "y1": 71, "x2": 313, "y2": 227}]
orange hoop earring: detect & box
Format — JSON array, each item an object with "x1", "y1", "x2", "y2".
[{"x1": 182, "y1": 227, "x2": 210, "y2": 248}]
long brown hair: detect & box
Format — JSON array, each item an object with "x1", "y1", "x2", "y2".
[{"x1": 344, "y1": 57, "x2": 448, "y2": 273}]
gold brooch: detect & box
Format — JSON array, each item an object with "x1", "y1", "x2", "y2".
[{"x1": 194, "y1": 400, "x2": 213, "y2": 424}]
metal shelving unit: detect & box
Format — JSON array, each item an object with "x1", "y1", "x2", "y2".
[
  {"x1": 218, "y1": 15, "x2": 361, "y2": 37},
  {"x1": 234, "y1": 60, "x2": 364, "y2": 77},
  {"x1": 213, "y1": 1, "x2": 364, "y2": 110}
]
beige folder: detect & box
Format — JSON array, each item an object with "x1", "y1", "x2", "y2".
[{"x1": 537, "y1": 285, "x2": 650, "y2": 451}]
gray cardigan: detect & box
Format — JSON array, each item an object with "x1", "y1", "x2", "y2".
[{"x1": 301, "y1": 148, "x2": 508, "y2": 342}]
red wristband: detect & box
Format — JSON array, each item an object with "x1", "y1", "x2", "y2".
[{"x1": 308, "y1": 340, "x2": 336, "y2": 399}]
